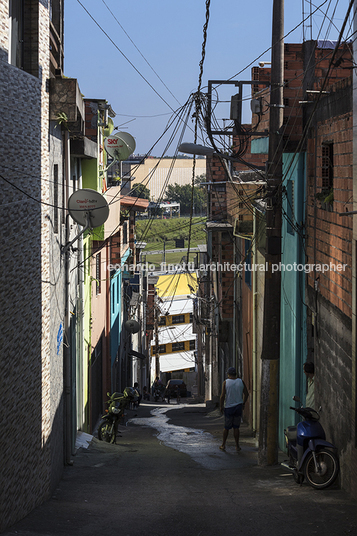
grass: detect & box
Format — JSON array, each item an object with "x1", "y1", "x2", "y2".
[
  {"x1": 136, "y1": 216, "x2": 206, "y2": 269},
  {"x1": 135, "y1": 216, "x2": 206, "y2": 251}
]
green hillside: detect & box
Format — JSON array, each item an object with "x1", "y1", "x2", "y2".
[
  {"x1": 135, "y1": 216, "x2": 206, "y2": 251},
  {"x1": 135, "y1": 216, "x2": 207, "y2": 268}
]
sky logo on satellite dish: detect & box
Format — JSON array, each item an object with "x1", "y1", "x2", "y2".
[{"x1": 104, "y1": 131, "x2": 136, "y2": 161}]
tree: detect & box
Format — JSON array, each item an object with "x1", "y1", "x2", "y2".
[
  {"x1": 132, "y1": 183, "x2": 151, "y2": 200},
  {"x1": 165, "y1": 175, "x2": 207, "y2": 215}
]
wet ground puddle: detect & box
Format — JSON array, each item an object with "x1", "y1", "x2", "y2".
[{"x1": 130, "y1": 406, "x2": 239, "y2": 470}]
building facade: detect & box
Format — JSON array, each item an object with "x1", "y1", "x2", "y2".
[{"x1": 1, "y1": 0, "x2": 66, "y2": 529}]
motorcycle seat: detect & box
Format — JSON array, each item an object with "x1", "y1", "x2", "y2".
[{"x1": 285, "y1": 425, "x2": 297, "y2": 441}]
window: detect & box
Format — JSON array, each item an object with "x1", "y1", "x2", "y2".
[
  {"x1": 154, "y1": 344, "x2": 166, "y2": 354},
  {"x1": 123, "y1": 221, "x2": 128, "y2": 245},
  {"x1": 321, "y1": 143, "x2": 333, "y2": 191},
  {"x1": 244, "y1": 239, "x2": 251, "y2": 288},
  {"x1": 172, "y1": 342, "x2": 185, "y2": 352},
  {"x1": 9, "y1": 0, "x2": 39, "y2": 76},
  {"x1": 212, "y1": 184, "x2": 226, "y2": 192},
  {"x1": 96, "y1": 253, "x2": 101, "y2": 295},
  {"x1": 172, "y1": 314, "x2": 185, "y2": 324},
  {"x1": 159, "y1": 316, "x2": 166, "y2": 326},
  {"x1": 189, "y1": 340, "x2": 196, "y2": 351},
  {"x1": 9, "y1": 0, "x2": 24, "y2": 68}
]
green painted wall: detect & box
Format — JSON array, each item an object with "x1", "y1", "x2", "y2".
[
  {"x1": 279, "y1": 152, "x2": 307, "y2": 449},
  {"x1": 82, "y1": 158, "x2": 98, "y2": 191}
]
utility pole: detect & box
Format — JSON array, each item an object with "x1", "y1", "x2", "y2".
[
  {"x1": 154, "y1": 298, "x2": 160, "y2": 378},
  {"x1": 259, "y1": 0, "x2": 284, "y2": 466}
]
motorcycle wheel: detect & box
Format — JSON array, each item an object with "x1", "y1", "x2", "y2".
[
  {"x1": 98, "y1": 421, "x2": 116, "y2": 444},
  {"x1": 304, "y1": 449, "x2": 339, "y2": 489}
]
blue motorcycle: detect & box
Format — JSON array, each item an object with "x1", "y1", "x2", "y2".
[{"x1": 282, "y1": 405, "x2": 339, "y2": 489}]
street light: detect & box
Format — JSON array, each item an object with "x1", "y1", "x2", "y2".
[
  {"x1": 178, "y1": 142, "x2": 238, "y2": 163},
  {"x1": 178, "y1": 142, "x2": 215, "y2": 157}
]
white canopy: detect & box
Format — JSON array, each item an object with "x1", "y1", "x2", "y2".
[{"x1": 159, "y1": 351, "x2": 196, "y2": 373}]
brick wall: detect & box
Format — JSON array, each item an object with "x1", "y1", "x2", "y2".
[
  {"x1": 306, "y1": 97, "x2": 353, "y2": 318},
  {"x1": 305, "y1": 78, "x2": 354, "y2": 494}
]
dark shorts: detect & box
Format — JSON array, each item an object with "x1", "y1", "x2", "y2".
[{"x1": 224, "y1": 404, "x2": 243, "y2": 430}]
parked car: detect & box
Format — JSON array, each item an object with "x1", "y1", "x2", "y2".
[{"x1": 165, "y1": 379, "x2": 187, "y2": 398}]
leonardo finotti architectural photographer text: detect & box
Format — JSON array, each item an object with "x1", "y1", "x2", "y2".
[{"x1": 108, "y1": 262, "x2": 348, "y2": 274}]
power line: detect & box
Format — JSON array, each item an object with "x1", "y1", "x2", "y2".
[
  {"x1": 76, "y1": 0, "x2": 175, "y2": 112},
  {"x1": 102, "y1": 0, "x2": 181, "y2": 106}
]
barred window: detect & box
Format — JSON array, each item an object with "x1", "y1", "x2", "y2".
[{"x1": 322, "y1": 143, "x2": 333, "y2": 191}]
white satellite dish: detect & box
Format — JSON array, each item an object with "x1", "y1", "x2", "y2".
[
  {"x1": 68, "y1": 189, "x2": 109, "y2": 227},
  {"x1": 104, "y1": 131, "x2": 136, "y2": 161},
  {"x1": 125, "y1": 319, "x2": 140, "y2": 334}
]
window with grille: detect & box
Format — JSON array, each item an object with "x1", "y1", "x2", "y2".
[
  {"x1": 189, "y1": 340, "x2": 196, "y2": 351},
  {"x1": 321, "y1": 143, "x2": 333, "y2": 191}
]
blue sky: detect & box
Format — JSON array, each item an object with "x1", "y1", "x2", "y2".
[{"x1": 64, "y1": 1, "x2": 353, "y2": 157}]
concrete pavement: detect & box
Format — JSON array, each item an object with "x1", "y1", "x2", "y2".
[{"x1": 3, "y1": 401, "x2": 356, "y2": 536}]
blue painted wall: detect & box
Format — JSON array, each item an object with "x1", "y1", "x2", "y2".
[
  {"x1": 279, "y1": 152, "x2": 307, "y2": 448},
  {"x1": 110, "y1": 248, "x2": 131, "y2": 367}
]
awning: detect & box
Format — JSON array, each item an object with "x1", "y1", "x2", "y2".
[
  {"x1": 159, "y1": 351, "x2": 196, "y2": 373},
  {"x1": 120, "y1": 195, "x2": 149, "y2": 212}
]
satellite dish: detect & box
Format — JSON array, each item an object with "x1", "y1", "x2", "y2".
[
  {"x1": 104, "y1": 132, "x2": 136, "y2": 161},
  {"x1": 68, "y1": 188, "x2": 109, "y2": 227},
  {"x1": 125, "y1": 319, "x2": 140, "y2": 334}
]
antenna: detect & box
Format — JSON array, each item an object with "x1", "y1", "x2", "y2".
[
  {"x1": 302, "y1": 0, "x2": 313, "y2": 42},
  {"x1": 62, "y1": 189, "x2": 109, "y2": 253},
  {"x1": 103, "y1": 131, "x2": 136, "y2": 174}
]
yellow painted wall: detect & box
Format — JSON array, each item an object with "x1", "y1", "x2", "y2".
[
  {"x1": 151, "y1": 339, "x2": 195, "y2": 356},
  {"x1": 156, "y1": 273, "x2": 197, "y2": 299}
]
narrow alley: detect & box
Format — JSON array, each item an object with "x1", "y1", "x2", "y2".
[{"x1": 3, "y1": 402, "x2": 356, "y2": 536}]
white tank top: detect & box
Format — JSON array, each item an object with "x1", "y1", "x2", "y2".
[{"x1": 225, "y1": 378, "x2": 244, "y2": 408}]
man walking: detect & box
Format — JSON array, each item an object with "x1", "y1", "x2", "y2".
[{"x1": 220, "y1": 367, "x2": 249, "y2": 452}]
